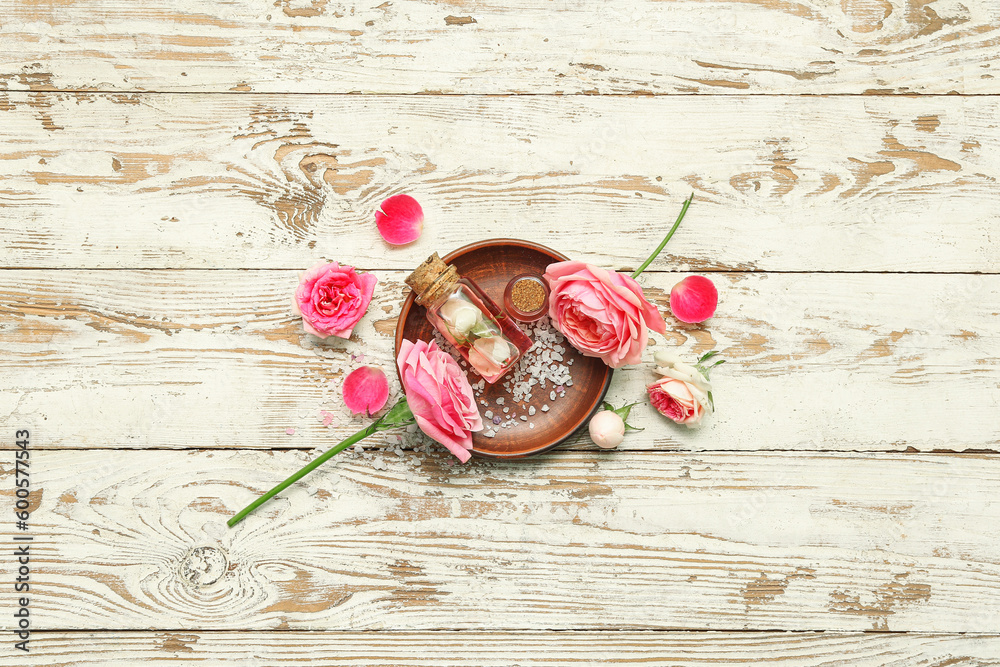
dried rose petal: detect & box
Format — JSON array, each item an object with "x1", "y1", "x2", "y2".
[
  {"x1": 375, "y1": 194, "x2": 424, "y2": 245},
  {"x1": 669, "y1": 275, "x2": 718, "y2": 323},
  {"x1": 342, "y1": 366, "x2": 390, "y2": 416}
]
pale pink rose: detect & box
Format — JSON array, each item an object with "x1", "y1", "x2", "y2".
[
  {"x1": 397, "y1": 339, "x2": 483, "y2": 462},
  {"x1": 647, "y1": 350, "x2": 713, "y2": 427},
  {"x1": 588, "y1": 410, "x2": 625, "y2": 449},
  {"x1": 293, "y1": 262, "x2": 377, "y2": 339},
  {"x1": 543, "y1": 261, "x2": 667, "y2": 368}
]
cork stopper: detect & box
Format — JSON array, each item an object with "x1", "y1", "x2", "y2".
[{"x1": 405, "y1": 253, "x2": 460, "y2": 307}]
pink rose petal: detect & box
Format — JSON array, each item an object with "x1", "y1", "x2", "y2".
[
  {"x1": 375, "y1": 194, "x2": 424, "y2": 245},
  {"x1": 342, "y1": 366, "x2": 390, "y2": 416},
  {"x1": 669, "y1": 275, "x2": 718, "y2": 323}
]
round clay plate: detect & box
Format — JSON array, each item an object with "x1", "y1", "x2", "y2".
[{"x1": 395, "y1": 239, "x2": 613, "y2": 459}]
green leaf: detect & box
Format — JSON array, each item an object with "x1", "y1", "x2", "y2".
[
  {"x1": 375, "y1": 397, "x2": 416, "y2": 431},
  {"x1": 697, "y1": 350, "x2": 718, "y2": 364},
  {"x1": 695, "y1": 352, "x2": 726, "y2": 380},
  {"x1": 601, "y1": 401, "x2": 644, "y2": 432},
  {"x1": 470, "y1": 316, "x2": 501, "y2": 339}
]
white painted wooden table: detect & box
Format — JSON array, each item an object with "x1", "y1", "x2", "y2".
[{"x1": 2, "y1": 1, "x2": 999, "y2": 664}]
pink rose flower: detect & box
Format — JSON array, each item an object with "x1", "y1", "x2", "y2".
[
  {"x1": 588, "y1": 410, "x2": 625, "y2": 449},
  {"x1": 543, "y1": 261, "x2": 667, "y2": 368},
  {"x1": 293, "y1": 262, "x2": 377, "y2": 339},
  {"x1": 397, "y1": 339, "x2": 483, "y2": 462},
  {"x1": 647, "y1": 350, "x2": 713, "y2": 427}
]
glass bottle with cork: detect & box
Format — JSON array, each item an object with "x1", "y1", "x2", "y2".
[{"x1": 406, "y1": 254, "x2": 533, "y2": 383}]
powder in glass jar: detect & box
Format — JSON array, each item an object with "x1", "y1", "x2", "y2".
[{"x1": 511, "y1": 279, "x2": 546, "y2": 313}]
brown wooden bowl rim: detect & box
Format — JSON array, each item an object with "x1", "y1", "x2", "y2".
[{"x1": 393, "y1": 238, "x2": 614, "y2": 459}]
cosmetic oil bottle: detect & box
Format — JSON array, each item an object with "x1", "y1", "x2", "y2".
[{"x1": 406, "y1": 253, "x2": 533, "y2": 383}]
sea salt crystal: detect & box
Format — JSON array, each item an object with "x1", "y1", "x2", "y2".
[
  {"x1": 549, "y1": 391, "x2": 556, "y2": 401},
  {"x1": 485, "y1": 410, "x2": 493, "y2": 419},
  {"x1": 542, "y1": 404, "x2": 549, "y2": 412},
  {"x1": 483, "y1": 430, "x2": 496, "y2": 438},
  {"x1": 528, "y1": 406, "x2": 536, "y2": 416},
  {"x1": 529, "y1": 424, "x2": 535, "y2": 429},
  {"x1": 520, "y1": 415, "x2": 527, "y2": 421},
  {"x1": 503, "y1": 407, "x2": 509, "y2": 413},
  {"x1": 496, "y1": 397, "x2": 505, "y2": 405}
]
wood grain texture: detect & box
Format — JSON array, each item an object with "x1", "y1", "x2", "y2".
[
  {"x1": 2, "y1": 270, "x2": 997, "y2": 452},
  {"x1": 0, "y1": 1, "x2": 997, "y2": 95},
  {"x1": 9, "y1": 631, "x2": 1000, "y2": 666},
  {"x1": 4, "y1": 449, "x2": 1000, "y2": 632},
  {"x1": 2, "y1": 93, "x2": 999, "y2": 272}
]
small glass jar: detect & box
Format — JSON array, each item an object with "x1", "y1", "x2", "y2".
[
  {"x1": 406, "y1": 254, "x2": 533, "y2": 384},
  {"x1": 503, "y1": 274, "x2": 549, "y2": 323}
]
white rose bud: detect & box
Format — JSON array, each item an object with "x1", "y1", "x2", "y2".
[{"x1": 588, "y1": 410, "x2": 625, "y2": 449}]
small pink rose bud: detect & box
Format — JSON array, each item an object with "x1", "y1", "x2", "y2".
[{"x1": 589, "y1": 410, "x2": 625, "y2": 449}]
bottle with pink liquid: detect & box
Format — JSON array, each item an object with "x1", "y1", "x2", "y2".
[{"x1": 405, "y1": 254, "x2": 533, "y2": 383}]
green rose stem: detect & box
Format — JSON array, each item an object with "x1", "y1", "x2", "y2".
[
  {"x1": 630, "y1": 193, "x2": 695, "y2": 279},
  {"x1": 228, "y1": 398, "x2": 415, "y2": 528}
]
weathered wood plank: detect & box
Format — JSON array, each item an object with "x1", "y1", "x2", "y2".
[
  {"x1": 2, "y1": 270, "x2": 997, "y2": 452},
  {"x1": 9, "y1": 631, "x2": 1000, "y2": 666},
  {"x1": 1, "y1": 93, "x2": 998, "y2": 272},
  {"x1": 0, "y1": 1, "x2": 996, "y2": 95},
  {"x1": 4, "y1": 450, "x2": 1000, "y2": 631}
]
